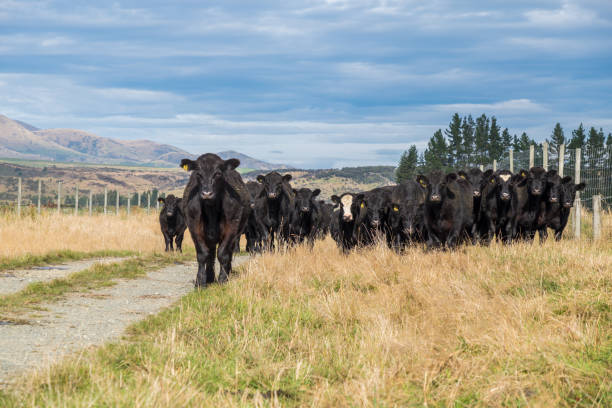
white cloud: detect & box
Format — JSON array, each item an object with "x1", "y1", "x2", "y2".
[
  {"x1": 524, "y1": 1, "x2": 602, "y2": 27},
  {"x1": 433, "y1": 99, "x2": 547, "y2": 114}
]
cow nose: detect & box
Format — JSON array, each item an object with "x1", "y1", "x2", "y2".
[
  {"x1": 343, "y1": 214, "x2": 353, "y2": 221},
  {"x1": 371, "y1": 220, "x2": 380, "y2": 227},
  {"x1": 268, "y1": 192, "x2": 277, "y2": 199},
  {"x1": 250, "y1": 203, "x2": 255, "y2": 208},
  {"x1": 301, "y1": 206, "x2": 309, "y2": 212},
  {"x1": 550, "y1": 197, "x2": 558, "y2": 203},
  {"x1": 167, "y1": 211, "x2": 173, "y2": 216},
  {"x1": 532, "y1": 188, "x2": 541, "y2": 195},
  {"x1": 473, "y1": 190, "x2": 481, "y2": 197},
  {"x1": 501, "y1": 192, "x2": 510, "y2": 200},
  {"x1": 564, "y1": 202, "x2": 572, "y2": 208},
  {"x1": 201, "y1": 191, "x2": 214, "y2": 199},
  {"x1": 431, "y1": 194, "x2": 441, "y2": 202}
]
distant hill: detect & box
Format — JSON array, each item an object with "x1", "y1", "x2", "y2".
[{"x1": 0, "y1": 114, "x2": 289, "y2": 170}]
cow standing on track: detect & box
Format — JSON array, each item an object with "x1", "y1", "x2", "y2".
[
  {"x1": 418, "y1": 170, "x2": 473, "y2": 250},
  {"x1": 180, "y1": 154, "x2": 251, "y2": 288},
  {"x1": 158, "y1": 194, "x2": 186, "y2": 252}
]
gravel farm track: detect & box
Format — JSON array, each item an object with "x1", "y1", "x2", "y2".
[{"x1": 0, "y1": 255, "x2": 250, "y2": 386}]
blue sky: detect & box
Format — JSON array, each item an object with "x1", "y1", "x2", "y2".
[{"x1": 0, "y1": 0, "x2": 611, "y2": 168}]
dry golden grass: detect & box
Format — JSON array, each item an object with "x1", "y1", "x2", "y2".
[
  {"x1": 0, "y1": 209, "x2": 194, "y2": 258},
  {"x1": 3, "y1": 235, "x2": 610, "y2": 407}
]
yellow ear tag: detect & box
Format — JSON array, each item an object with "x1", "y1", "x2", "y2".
[
  {"x1": 491, "y1": 179, "x2": 495, "y2": 184},
  {"x1": 360, "y1": 203, "x2": 364, "y2": 208},
  {"x1": 182, "y1": 164, "x2": 189, "y2": 171},
  {"x1": 460, "y1": 175, "x2": 465, "y2": 179},
  {"x1": 393, "y1": 206, "x2": 399, "y2": 212}
]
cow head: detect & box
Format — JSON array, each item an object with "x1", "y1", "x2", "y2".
[
  {"x1": 331, "y1": 193, "x2": 364, "y2": 223},
  {"x1": 545, "y1": 170, "x2": 562, "y2": 204},
  {"x1": 528, "y1": 167, "x2": 547, "y2": 196},
  {"x1": 389, "y1": 181, "x2": 425, "y2": 236},
  {"x1": 495, "y1": 170, "x2": 513, "y2": 201},
  {"x1": 364, "y1": 189, "x2": 391, "y2": 228},
  {"x1": 560, "y1": 176, "x2": 586, "y2": 208},
  {"x1": 180, "y1": 154, "x2": 240, "y2": 201},
  {"x1": 417, "y1": 171, "x2": 456, "y2": 203},
  {"x1": 158, "y1": 194, "x2": 182, "y2": 217},
  {"x1": 256, "y1": 172, "x2": 292, "y2": 200},
  {"x1": 294, "y1": 188, "x2": 320, "y2": 213},
  {"x1": 458, "y1": 168, "x2": 485, "y2": 198}
]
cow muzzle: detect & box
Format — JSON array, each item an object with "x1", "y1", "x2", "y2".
[
  {"x1": 371, "y1": 220, "x2": 380, "y2": 227},
  {"x1": 342, "y1": 214, "x2": 353, "y2": 221},
  {"x1": 563, "y1": 202, "x2": 573, "y2": 208},
  {"x1": 501, "y1": 192, "x2": 510, "y2": 201},
  {"x1": 301, "y1": 206, "x2": 310, "y2": 213},
  {"x1": 531, "y1": 188, "x2": 542, "y2": 196},
  {"x1": 430, "y1": 194, "x2": 441, "y2": 202},
  {"x1": 549, "y1": 197, "x2": 559, "y2": 203},
  {"x1": 473, "y1": 190, "x2": 481, "y2": 197},
  {"x1": 268, "y1": 192, "x2": 277, "y2": 199},
  {"x1": 167, "y1": 211, "x2": 174, "y2": 217},
  {"x1": 201, "y1": 191, "x2": 214, "y2": 200}
]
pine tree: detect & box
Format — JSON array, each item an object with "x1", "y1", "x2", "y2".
[
  {"x1": 549, "y1": 123, "x2": 565, "y2": 151},
  {"x1": 488, "y1": 116, "x2": 503, "y2": 161},
  {"x1": 502, "y1": 128, "x2": 512, "y2": 152},
  {"x1": 395, "y1": 145, "x2": 418, "y2": 183},
  {"x1": 423, "y1": 129, "x2": 448, "y2": 171},
  {"x1": 461, "y1": 115, "x2": 475, "y2": 166},
  {"x1": 514, "y1": 132, "x2": 533, "y2": 152},
  {"x1": 607, "y1": 133, "x2": 612, "y2": 147},
  {"x1": 568, "y1": 123, "x2": 586, "y2": 149},
  {"x1": 444, "y1": 113, "x2": 463, "y2": 168},
  {"x1": 586, "y1": 127, "x2": 605, "y2": 169},
  {"x1": 474, "y1": 114, "x2": 489, "y2": 164}
]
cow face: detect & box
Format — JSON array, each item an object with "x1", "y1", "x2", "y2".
[
  {"x1": 331, "y1": 193, "x2": 364, "y2": 222},
  {"x1": 459, "y1": 168, "x2": 485, "y2": 198},
  {"x1": 418, "y1": 171, "x2": 456, "y2": 203},
  {"x1": 545, "y1": 171, "x2": 562, "y2": 204},
  {"x1": 365, "y1": 191, "x2": 390, "y2": 228},
  {"x1": 560, "y1": 176, "x2": 586, "y2": 208},
  {"x1": 294, "y1": 188, "x2": 320, "y2": 213},
  {"x1": 495, "y1": 170, "x2": 513, "y2": 201},
  {"x1": 180, "y1": 154, "x2": 240, "y2": 201},
  {"x1": 528, "y1": 167, "x2": 547, "y2": 196},
  {"x1": 256, "y1": 172, "x2": 292, "y2": 200},
  {"x1": 158, "y1": 194, "x2": 181, "y2": 217}
]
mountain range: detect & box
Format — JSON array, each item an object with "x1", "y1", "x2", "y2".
[{"x1": 0, "y1": 114, "x2": 288, "y2": 170}]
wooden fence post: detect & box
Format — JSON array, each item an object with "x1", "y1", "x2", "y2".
[
  {"x1": 127, "y1": 194, "x2": 131, "y2": 216},
  {"x1": 17, "y1": 177, "x2": 22, "y2": 217},
  {"x1": 116, "y1": 191, "x2": 119, "y2": 216},
  {"x1": 156, "y1": 193, "x2": 160, "y2": 213},
  {"x1": 37, "y1": 179, "x2": 41, "y2": 216},
  {"x1": 593, "y1": 195, "x2": 601, "y2": 240},
  {"x1": 542, "y1": 141, "x2": 548, "y2": 171},
  {"x1": 509, "y1": 149, "x2": 514, "y2": 173},
  {"x1": 74, "y1": 185, "x2": 79, "y2": 216},
  {"x1": 89, "y1": 191, "x2": 93, "y2": 216},
  {"x1": 479, "y1": 164, "x2": 484, "y2": 171},
  {"x1": 493, "y1": 160, "x2": 497, "y2": 172},
  {"x1": 104, "y1": 187, "x2": 108, "y2": 215},
  {"x1": 57, "y1": 181, "x2": 62, "y2": 215},
  {"x1": 529, "y1": 145, "x2": 535, "y2": 168},
  {"x1": 558, "y1": 144, "x2": 565, "y2": 177},
  {"x1": 147, "y1": 192, "x2": 150, "y2": 215},
  {"x1": 574, "y1": 148, "x2": 581, "y2": 239},
  {"x1": 137, "y1": 192, "x2": 141, "y2": 208}
]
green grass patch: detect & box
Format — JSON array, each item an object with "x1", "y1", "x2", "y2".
[
  {"x1": 0, "y1": 252, "x2": 192, "y2": 319},
  {"x1": 0, "y1": 249, "x2": 137, "y2": 272}
]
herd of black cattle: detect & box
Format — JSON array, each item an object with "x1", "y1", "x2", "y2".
[{"x1": 157, "y1": 153, "x2": 585, "y2": 287}]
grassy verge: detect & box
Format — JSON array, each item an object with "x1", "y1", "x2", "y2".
[
  {"x1": 0, "y1": 251, "x2": 193, "y2": 319},
  {"x1": 0, "y1": 249, "x2": 136, "y2": 272},
  {"x1": 1, "y1": 239, "x2": 610, "y2": 406}
]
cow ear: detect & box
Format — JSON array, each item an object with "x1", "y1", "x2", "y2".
[
  {"x1": 331, "y1": 195, "x2": 340, "y2": 204},
  {"x1": 356, "y1": 193, "x2": 365, "y2": 201},
  {"x1": 292, "y1": 189, "x2": 298, "y2": 195},
  {"x1": 256, "y1": 175, "x2": 265, "y2": 183},
  {"x1": 446, "y1": 173, "x2": 457, "y2": 182},
  {"x1": 483, "y1": 169, "x2": 494, "y2": 178},
  {"x1": 282, "y1": 174, "x2": 292, "y2": 182},
  {"x1": 223, "y1": 158, "x2": 240, "y2": 171},
  {"x1": 457, "y1": 171, "x2": 467, "y2": 179},
  {"x1": 157, "y1": 197, "x2": 165, "y2": 204},
  {"x1": 547, "y1": 169, "x2": 557, "y2": 178},
  {"x1": 561, "y1": 176, "x2": 572, "y2": 184},
  {"x1": 416, "y1": 175, "x2": 428, "y2": 187},
  {"x1": 312, "y1": 188, "x2": 321, "y2": 197},
  {"x1": 575, "y1": 182, "x2": 586, "y2": 191},
  {"x1": 180, "y1": 159, "x2": 197, "y2": 171}
]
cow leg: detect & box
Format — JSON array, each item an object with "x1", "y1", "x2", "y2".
[
  {"x1": 554, "y1": 229, "x2": 563, "y2": 241},
  {"x1": 217, "y1": 236, "x2": 237, "y2": 284},
  {"x1": 175, "y1": 232, "x2": 185, "y2": 253},
  {"x1": 162, "y1": 232, "x2": 172, "y2": 252},
  {"x1": 538, "y1": 228, "x2": 548, "y2": 244},
  {"x1": 195, "y1": 244, "x2": 215, "y2": 288}
]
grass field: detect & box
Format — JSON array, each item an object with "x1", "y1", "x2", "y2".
[{"x1": 0, "y1": 223, "x2": 610, "y2": 406}]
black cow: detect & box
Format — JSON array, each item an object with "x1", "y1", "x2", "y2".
[
  {"x1": 458, "y1": 168, "x2": 489, "y2": 243},
  {"x1": 157, "y1": 194, "x2": 186, "y2": 252},
  {"x1": 244, "y1": 181, "x2": 268, "y2": 253},
  {"x1": 180, "y1": 154, "x2": 251, "y2": 287},
  {"x1": 358, "y1": 186, "x2": 395, "y2": 246},
  {"x1": 288, "y1": 188, "x2": 321, "y2": 246},
  {"x1": 510, "y1": 167, "x2": 547, "y2": 242},
  {"x1": 330, "y1": 192, "x2": 365, "y2": 253},
  {"x1": 541, "y1": 172, "x2": 585, "y2": 241},
  {"x1": 418, "y1": 170, "x2": 473, "y2": 249},
  {"x1": 480, "y1": 170, "x2": 513, "y2": 244},
  {"x1": 315, "y1": 200, "x2": 334, "y2": 238},
  {"x1": 256, "y1": 172, "x2": 295, "y2": 249},
  {"x1": 388, "y1": 181, "x2": 427, "y2": 249}
]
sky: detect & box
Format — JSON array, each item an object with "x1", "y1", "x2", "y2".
[{"x1": 0, "y1": 0, "x2": 611, "y2": 168}]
